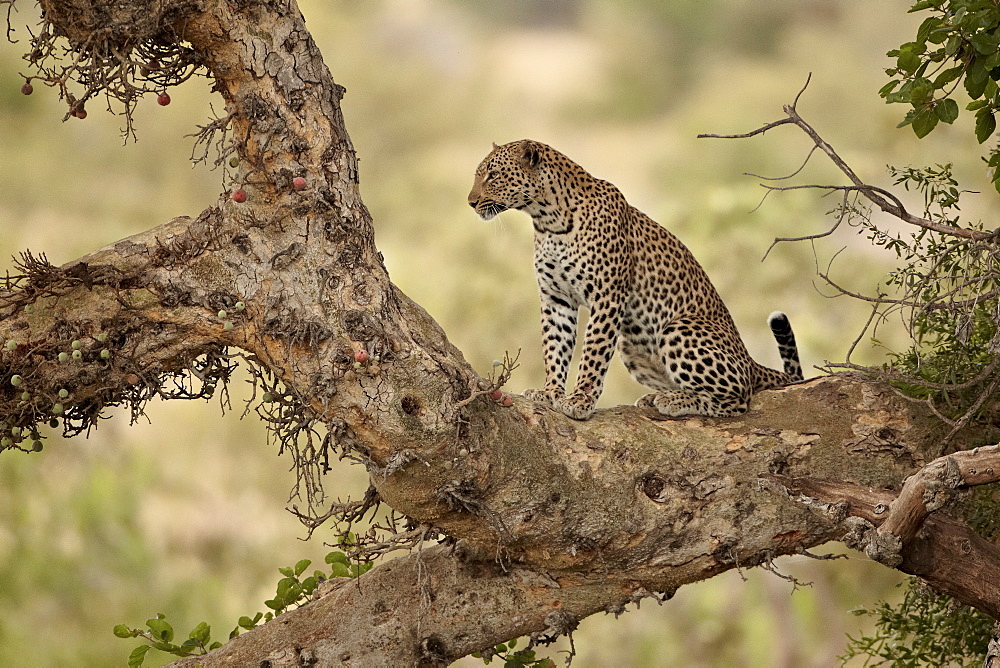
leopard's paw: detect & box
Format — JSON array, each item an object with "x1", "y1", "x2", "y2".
[
  {"x1": 555, "y1": 392, "x2": 596, "y2": 420},
  {"x1": 522, "y1": 387, "x2": 563, "y2": 406}
]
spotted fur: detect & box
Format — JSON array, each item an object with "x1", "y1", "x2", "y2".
[{"x1": 468, "y1": 139, "x2": 803, "y2": 420}]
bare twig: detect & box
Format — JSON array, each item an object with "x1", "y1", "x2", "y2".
[{"x1": 700, "y1": 76, "x2": 989, "y2": 241}]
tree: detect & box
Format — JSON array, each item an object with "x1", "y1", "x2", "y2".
[{"x1": 1, "y1": 0, "x2": 998, "y2": 665}]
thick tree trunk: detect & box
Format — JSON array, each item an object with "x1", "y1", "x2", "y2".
[{"x1": 2, "y1": 1, "x2": 999, "y2": 665}]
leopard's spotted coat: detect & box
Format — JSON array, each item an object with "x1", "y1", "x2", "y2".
[{"x1": 468, "y1": 139, "x2": 802, "y2": 420}]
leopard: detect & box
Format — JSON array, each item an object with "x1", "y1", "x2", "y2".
[{"x1": 467, "y1": 139, "x2": 803, "y2": 420}]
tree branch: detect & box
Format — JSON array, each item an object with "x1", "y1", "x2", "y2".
[
  {"x1": 6, "y1": 3, "x2": 1000, "y2": 665},
  {"x1": 870, "y1": 445, "x2": 1000, "y2": 561},
  {"x1": 698, "y1": 77, "x2": 990, "y2": 241},
  {"x1": 768, "y1": 471, "x2": 1000, "y2": 619}
]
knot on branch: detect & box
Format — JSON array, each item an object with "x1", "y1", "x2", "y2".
[
  {"x1": 416, "y1": 634, "x2": 447, "y2": 668},
  {"x1": 864, "y1": 529, "x2": 904, "y2": 568},
  {"x1": 533, "y1": 609, "x2": 578, "y2": 647},
  {"x1": 841, "y1": 516, "x2": 876, "y2": 552}
]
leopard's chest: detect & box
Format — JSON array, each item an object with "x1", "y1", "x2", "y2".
[{"x1": 533, "y1": 233, "x2": 590, "y2": 307}]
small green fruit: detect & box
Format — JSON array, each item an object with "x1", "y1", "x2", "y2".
[
  {"x1": 71, "y1": 350, "x2": 82, "y2": 360},
  {"x1": 97, "y1": 332, "x2": 108, "y2": 342},
  {"x1": 31, "y1": 441, "x2": 42, "y2": 452},
  {"x1": 100, "y1": 349, "x2": 110, "y2": 359},
  {"x1": 10, "y1": 375, "x2": 22, "y2": 386},
  {"x1": 71, "y1": 340, "x2": 81, "y2": 350},
  {"x1": 49, "y1": 418, "x2": 59, "y2": 428},
  {"x1": 235, "y1": 302, "x2": 245, "y2": 311},
  {"x1": 0, "y1": 438, "x2": 11, "y2": 448},
  {"x1": 6, "y1": 340, "x2": 16, "y2": 350},
  {"x1": 20, "y1": 391, "x2": 29, "y2": 401},
  {"x1": 58, "y1": 352, "x2": 69, "y2": 362},
  {"x1": 492, "y1": 360, "x2": 502, "y2": 367},
  {"x1": 218, "y1": 310, "x2": 228, "y2": 319},
  {"x1": 10, "y1": 427, "x2": 21, "y2": 437},
  {"x1": 223, "y1": 321, "x2": 234, "y2": 331},
  {"x1": 24, "y1": 305, "x2": 34, "y2": 314},
  {"x1": 51, "y1": 403, "x2": 63, "y2": 415},
  {"x1": 229, "y1": 156, "x2": 240, "y2": 168},
  {"x1": 58, "y1": 389, "x2": 69, "y2": 398},
  {"x1": 262, "y1": 392, "x2": 273, "y2": 403}
]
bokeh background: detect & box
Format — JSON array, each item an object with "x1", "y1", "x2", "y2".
[{"x1": 0, "y1": 1, "x2": 994, "y2": 665}]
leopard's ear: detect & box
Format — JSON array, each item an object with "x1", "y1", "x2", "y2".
[
  {"x1": 519, "y1": 141, "x2": 542, "y2": 169},
  {"x1": 491, "y1": 141, "x2": 499, "y2": 150}
]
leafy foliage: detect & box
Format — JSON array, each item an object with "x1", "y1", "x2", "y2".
[
  {"x1": 840, "y1": 4, "x2": 1000, "y2": 665},
  {"x1": 472, "y1": 637, "x2": 557, "y2": 668},
  {"x1": 832, "y1": 162, "x2": 999, "y2": 422},
  {"x1": 115, "y1": 548, "x2": 373, "y2": 665},
  {"x1": 883, "y1": 1, "x2": 1000, "y2": 190},
  {"x1": 841, "y1": 578, "x2": 993, "y2": 667}
]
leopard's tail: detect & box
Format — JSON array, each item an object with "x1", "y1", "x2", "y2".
[{"x1": 767, "y1": 311, "x2": 802, "y2": 381}]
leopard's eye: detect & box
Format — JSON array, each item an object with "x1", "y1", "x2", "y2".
[{"x1": 485, "y1": 170, "x2": 499, "y2": 183}]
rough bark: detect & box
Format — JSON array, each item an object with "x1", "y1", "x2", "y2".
[{"x1": 2, "y1": 1, "x2": 999, "y2": 666}]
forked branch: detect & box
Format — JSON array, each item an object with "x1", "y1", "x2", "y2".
[{"x1": 698, "y1": 75, "x2": 990, "y2": 241}]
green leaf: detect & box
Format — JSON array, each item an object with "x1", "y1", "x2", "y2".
[
  {"x1": 278, "y1": 566, "x2": 294, "y2": 577},
  {"x1": 933, "y1": 66, "x2": 963, "y2": 88},
  {"x1": 945, "y1": 34, "x2": 962, "y2": 56},
  {"x1": 189, "y1": 621, "x2": 211, "y2": 644},
  {"x1": 909, "y1": 77, "x2": 934, "y2": 104},
  {"x1": 916, "y1": 16, "x2": 943, "y2": 43},
  {"x1": 127, "y1": 645, "x2": 150, "y2": 668},
  {"x1": 966, "y1": 58, "x2": 991, "y2": 98},
  {"x1": 145, "y1": 618, "x2": 174, "y2": 643},
  {"x1": 971, "y1": 30, "x2": 999, "y2": 55},
  {"x1": 897, "y1": 50, "x2": 922, "y2": 73},
  {"x1": 238, "y1": 615, "x2": 257, "y2": 630},
  {"x1": 879, "y1": 79, "x2": 901, "y2": 98},
  {"x1": 897, "y1": 108, "x2": 917, "y2": 128},
  {"x1": 976, "y1": 109, "x2": 997, "y2": 143},
  {"x1": 264, "y1": 598, "x2": 282, "y2": 611},
  {"x1": 325, "y1": 550, "x2": 349, "y2": 565},
  {"x1": 294, "y1": 559, "x2": 312, "y2": 576},
  {"x1": 329, "y1": 562, "x2": 351, "y2": 578},
  {"x1": 113, "y1": 624, "x2": 135, "y2": 638},
  {"x1": 911, "y1": 107, "x2": 939, "y2": 138},
  {"x1": 229, "y1": 626, "x2": 241, "y2": 640},
  {"x1": 935, "y1": 98, "x2": 959, "y2": 123},
  {"x1": 209, "y1": 641, "x2": 223, "y2": 650},
  {"x1": 150, "y1": 641, "x2": 184, "y2": 654}
]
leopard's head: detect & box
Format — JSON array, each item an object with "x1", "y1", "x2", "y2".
[{"x1": 468, "y1": 139, "x2": 547, "y2": 220}]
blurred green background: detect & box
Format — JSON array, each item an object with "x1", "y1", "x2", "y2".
[{"x1": 0, "y1": 1, "x2": 992, "y2": 665}]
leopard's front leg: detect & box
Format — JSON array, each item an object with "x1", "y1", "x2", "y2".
[
  {"x1": 554, "y1": 296, "x2": 621, "y2": 420},
  {"x1": 523, "y1": 287, "x2": 578, "y2": 407}
]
